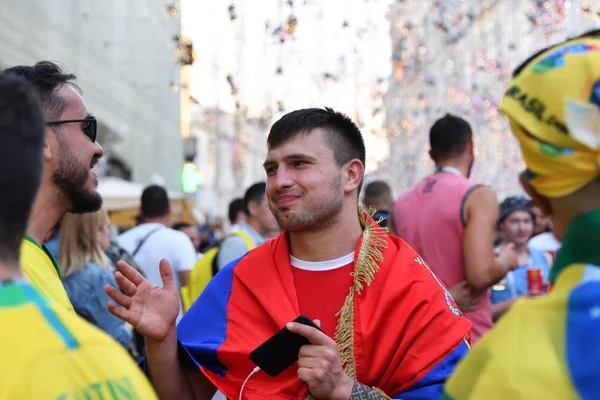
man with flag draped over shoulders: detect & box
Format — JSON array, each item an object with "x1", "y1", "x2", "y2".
[
  {"x1": 442, "y1": 29, "x2": 600, "y2": 400},
  {"x1": 106, "y1": 107, "x2": 471, "y2": 400}
]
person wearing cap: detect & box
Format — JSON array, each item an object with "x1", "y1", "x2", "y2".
[
  {"x1": 362, "y1": 180, "x2": 394, "y2": 228},
  {"x1": 442, "y1": 29, "x2": 600, "y2": 399},
  {"x1": 490, "y1": 196, "x2": 552, "y2": 321}
]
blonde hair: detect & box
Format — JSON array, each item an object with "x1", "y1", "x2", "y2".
[{"x1": 59, "y1": 209, "x2": 113, "y2": 277}]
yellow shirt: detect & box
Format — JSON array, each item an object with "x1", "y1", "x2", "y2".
[
  {"x1": 0, "y1": 279, "x2": 157, "y2": 400},
  {"x1": 20, "y1": 236, "x2": 75, "y2": 314}
]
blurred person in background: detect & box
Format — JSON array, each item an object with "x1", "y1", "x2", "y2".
[
  {"x1": 443, "y1": 29, "x2": 600, "y2": 399},
  {"x1": 212, "y1": 216, "x2": 226, "y2": 240},
  {"x1": 59, "y1": 209, "x2": 132, "y2": 349},
  {"x1": 533, "y1": 204, "x2": 551, "y2": 235},
  {"x1": 393, "y1": 114, "x2": 517, "y2": 343},
  {"x1": 215, "y1": 182, "x2": 279, "y2": 271},
  {"x1": 529, "y1": 205, "x2": 562, "y2": 256},
  {"x1": 4, "y1": 61, "x2": 104, "y2": 314},
  {"x1": 362, "y1": 180, "x2": 393, "y2": 228},
  {"x1": 173, "y1": 222, "x2": 203, "y2": 259},
  {"x1": 227, "y1": 197, "x2": 247, "y2": 232},
  {"x1": 197, "y1": 219, "x2": 223, "y2": 253},
  {"x1": 490, "y1": 196, "x2": 552, "y2": 321},
  {"x1": 0, "y1": 71, "x2": 156, "y2": 400}
]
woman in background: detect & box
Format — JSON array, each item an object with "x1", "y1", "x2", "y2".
[{"x1": 59, "y1": 209, "x2": 132, "y2": 348}]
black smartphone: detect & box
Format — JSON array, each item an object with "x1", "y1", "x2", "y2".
[{"x1": 249, "y1": 315, "x2": 323, "y2": 377}]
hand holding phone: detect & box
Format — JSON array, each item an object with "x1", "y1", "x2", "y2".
[{"x1": 249, "y1": 315, "x2": 323, "y2": 377}]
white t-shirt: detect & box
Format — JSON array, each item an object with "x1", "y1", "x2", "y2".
[
  {"x1": 289, "y1": 252, "x2": 355, "y2": 271},
  {"x1": 528, "y1": 232, "x2": 562, "y2": 253},
  {"x1": 117, "y1": 223, "x2": 197, "y2": 320}
]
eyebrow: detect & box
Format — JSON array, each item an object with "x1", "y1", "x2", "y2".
[
  {"x1": 263, "y1": 153, "x2": 318, "y2": 168},
  {"x1": 77, "y1": 113, "x2": 93, "y2": 120}
]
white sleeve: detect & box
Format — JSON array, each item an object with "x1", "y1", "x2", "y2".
[{"x1": 171, "y1": 233, "x2": 197, "y2": 272}]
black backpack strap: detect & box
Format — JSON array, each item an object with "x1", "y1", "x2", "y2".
[
  {"x1": 211, "y1": 247, "x2": 221, "y2": 277},
  {"x1": 209, "y1": 232, "x2": 242, "y2": 277},
  {"x1": 132, "y1": 227, "x2": 163, "y2": 257}
]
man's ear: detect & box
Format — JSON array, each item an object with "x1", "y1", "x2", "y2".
[
  {"x1": 428, "y1": 150, "x2": 436, "y2": 163},
  {"x1": 519, "y1": 172, "x2": 552, "y2": 216},
  {"x1": 343, "y1": 159, "x2": 364, "y2": 194},
  {"x1": 247, "y1": 200, "x2": 258, "y2": 217},
  {"x1": 466, "y1": 140, "x2": 474, "y2": 155}
]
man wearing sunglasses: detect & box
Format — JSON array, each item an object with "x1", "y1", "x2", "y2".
[{"x1": 4, "y1": 61, "x2": 104, "y2": 314}]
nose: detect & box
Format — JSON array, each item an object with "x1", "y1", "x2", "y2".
[
  {"x1": 94, "y1": 141, "x2": 104, "y2": 159},
  {"x1": 272, "y1": 166, "x2": 294, "y2": 190}
]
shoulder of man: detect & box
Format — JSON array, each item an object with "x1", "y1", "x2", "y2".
[
  {"x1": 528, "y1": 232, "x2": 547, "y2": 248},
  {"x1": 220, "y1": 233, "x2": 250, "y2": 249},
  {"x1": 116, "y1": 225, "x2": 146, "y2": 248},
  {"x1": 2, "y1": 288, "x2": 157, "y2": 399}
]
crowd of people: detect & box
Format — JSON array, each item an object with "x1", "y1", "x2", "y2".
[{"x1": 0, "y1": 29, "x2": 599, "y2": 400}]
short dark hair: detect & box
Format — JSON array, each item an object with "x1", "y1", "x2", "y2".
[
  {"x1": 429, "y1": 114, "x2": 473, "y2": 161},
  {"x1": 172, "y1": 222, "x2": 192, "y2": 231},
  {"x1": 267, "y1": 107, "x2": 366, "y2": 167},
  {"x1": 4, "y1": 61, "x2": 80, "y2": 120},
  {"x1": 363, "y1": 181, "x2": 392, "y2": 206},
  {"x1": 141, "y1": 185, "x2": 170, "y2": 219},
  {"x1": 244, "y1": 182, "x2": 266, "y2": 215},
  {"x1": 0, "y1": 73, "x2": 46, "y2": 264},
  {"x1": 228, "y1": 198, "x2": 246, "y2": 224}
]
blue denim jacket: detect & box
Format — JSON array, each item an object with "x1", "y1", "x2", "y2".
[{"x1": 62, "y1": 264, "x2": 131, "y2": 348}]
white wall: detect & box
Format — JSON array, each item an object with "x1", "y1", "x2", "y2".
[
  {"x1": 0, "y1": 0, "x2": 184, "y2": 190},
  {"x1": 190, "y1": 107, "x2": 269, "y2": 219},
  {"x1": 382, "y1": 0, "x2": 599, "y2": 199}
]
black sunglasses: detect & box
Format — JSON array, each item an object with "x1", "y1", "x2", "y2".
[{"x1": 46, "y1": 116, "x2": 97, "y2": 143}]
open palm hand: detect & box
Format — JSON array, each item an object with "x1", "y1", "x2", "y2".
[{"x1": 105, "y1": 259, "x2": 180, "y2": 343}]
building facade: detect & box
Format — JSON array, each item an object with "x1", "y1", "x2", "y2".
[
  {"x1": 381, "y1": 0, "x2": 598, "y2": 199},
  {"x1": 189, "y1": 106, "x2": 269, "y2": 219},
  {"x1": 0, "y1": 0, "x2": 184, "y2": 190}
]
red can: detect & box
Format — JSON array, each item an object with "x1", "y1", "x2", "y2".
[{"x1": 527, "y1": 268, "x2": 544, "y2": 295}]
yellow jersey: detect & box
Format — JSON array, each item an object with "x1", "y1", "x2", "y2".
[
  {"x1": 0, "y1": 278, "x2": 157, "y2": 400},
  {"x1": 20, "y1": 236, "x2": 74, "y2": 314},
  {"x1": 442, "y1": 208, "x2": 600, "y2": 400}
]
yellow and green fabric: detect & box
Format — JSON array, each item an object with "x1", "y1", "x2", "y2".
[
  {"x1": 442, "y1": 208, "x2": 600, "y2": 399},
  {"x1": 0, "y1": 278, "x2": 157, "y2": 399},
  {"x1": 20, "y1": 236, "x2": 75, "y2": 314},
  {"x1": 442, "y1": 32, "x2": 600, "y2": 400},
  {"x1": 499, "y1": 34, "x2": 600, "y2": 198}
]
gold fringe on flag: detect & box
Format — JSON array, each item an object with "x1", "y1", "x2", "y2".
[{"x1": 303, "y1": 205, "x2": 390, "y2": 400}]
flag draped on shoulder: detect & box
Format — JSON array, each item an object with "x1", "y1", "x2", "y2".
[{"x1": 177, "y1": 211, "x2": 471, "y2": 399}]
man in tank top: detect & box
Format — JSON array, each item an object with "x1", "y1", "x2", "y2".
[{"x1": 392, "y1": 114, "x2": 518, "y2": 343}]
